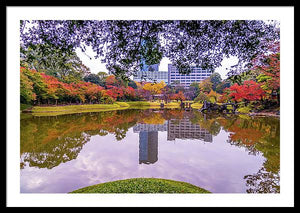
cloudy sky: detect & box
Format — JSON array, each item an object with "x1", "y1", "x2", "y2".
[{"x1": 75, "y1": 45, "x2": 239, "y2": 80}]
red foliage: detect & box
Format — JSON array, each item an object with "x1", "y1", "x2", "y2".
[
  {"x1": 124, "y1": 86, "x2": 136, "y2": 98},
  {"x1": 105, "y1": 75, "x2": 117, "y2": 86},
  {"x1": 171, "y1": 91, "x2": 186, "y2": 102},
  {"x1": 252, "y1": 41, "x2": 280, "y2": 93},
  {"x1": 106, "y1": 85, "x2": 124, "y2": 100},
  {"x1": 228, "y1": 80, "x2": 265, "y2": 102},
  {"x1": 21, "y1": 67, "x2": 108, "y2": 104}
]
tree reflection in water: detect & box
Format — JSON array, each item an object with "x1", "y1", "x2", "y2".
[
  {"x1": 214, "y1": 113, "x2": 280, "y2": 193},
  {"x1": 244, "y1": 167, "x2": 280, "y2": 193},
  {"x1": 20, "y1": 109, "x2": 279, "y2": 193}
]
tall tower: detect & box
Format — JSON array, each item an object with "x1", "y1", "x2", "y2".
[
  {"x1": 140, "y1": 39, "x2": 160, "y2": 72},
  {"x1": 140, "y1": 58, "x2": 160, "y2": 72}
]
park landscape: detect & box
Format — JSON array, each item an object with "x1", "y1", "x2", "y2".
[{"x1": 20, "y1": 20, "x2": 280, "y2": 194}]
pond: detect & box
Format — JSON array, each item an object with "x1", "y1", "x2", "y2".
[{"x1": 20, "y1": 109, "x2": 280, "y2": 193}]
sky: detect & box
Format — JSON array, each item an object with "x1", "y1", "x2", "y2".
[{"x1": 75, "y1": 46, "x2": 239, "y2": 80}]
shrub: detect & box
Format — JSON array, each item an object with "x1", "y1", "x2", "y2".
[
  {"x1": 237, "y1": 106, "x2": 252, "y2": 114},
  {"x1": 194, "y1": 92, "x2": 208, "y2": 103}
]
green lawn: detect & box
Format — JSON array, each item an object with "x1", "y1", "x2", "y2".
[
  {"x1": 30, "y1": 103, "x2": 128, "y2": 116},
  {"x1": 24, "y1": 100, "x2": 205, "y2": 116},
  {"x1": 69, "y1": 178, "x2": 211, "y2": 193},
  {"x1": 190, "y1": 102, "x2": 203, "y2": 109}
]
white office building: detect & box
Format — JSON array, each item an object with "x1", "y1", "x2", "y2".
[
  {"x1": 133, "y1": 70, "x2": 168, "y2": 84},
  {"x1": 168, "y1": 64, "x2": 213, "y2": 88}
]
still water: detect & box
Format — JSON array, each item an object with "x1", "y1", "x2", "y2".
[{"x1": 20, "y1": 109, "x2": 280, "y2": 193}]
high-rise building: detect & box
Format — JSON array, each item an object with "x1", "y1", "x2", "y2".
[
  {"x1": 133, "y1": 58, "x2": 169, "y2": 83},
  {"x1": 133, "y1": 70, "x2": 168, "y2": 84},
  {"x1": 140, "y1": 58, "x2": 160, "y2": 72},
  {"x1": 133, "y1": 51, "x2": 168, "y2": 83},
  {"x1": 168, "y1": 64, "x2": 213, "y2": 88},
  {"x1": 133, "y1": 59, "x2": 168, "y2": 83},
  {"x1": 139, "y1": 40, "x2": 160, "y2": 72}
]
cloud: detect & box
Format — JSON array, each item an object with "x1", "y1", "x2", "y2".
[
  {"x1": 75, "y1": 46, "x2": 108, "y2": 74},
  {"x1": 214, "y1": 56, "x2": 239, "y2": 80}
]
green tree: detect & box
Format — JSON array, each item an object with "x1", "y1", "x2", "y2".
[
  {"x1": 194, "y1": 92, "x2": 209, "y2": 103},
  {"x1": 215, "y1": 79, "x2": 231, "y2": 94},
  {"x1": 97, "y1": 71, "x2": 108, "y2": 80},
  {"x1": 20, "y1": 43, "x2": 90, "y2": 83},
  {"x1": 209, "y1": 72, "x2": 222, "y2": 91},
  {"x1": 190, "y1": 82, "x2": 200, "y2": 97},
  {"x1": 128, "y1": 79, "x2": 138, "y2": 89},
  {"x1": 83, "y1": 73, "x2": 101, "y2": 85}
]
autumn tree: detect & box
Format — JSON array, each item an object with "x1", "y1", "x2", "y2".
[
  {"x1": 194, "y1": 92, "x2": 209, "y2": 103},
  {"x1": 228, "y1": 80, "x2": 266, "y2": 104},
  {"x1": 85, "y1": 83, "x2": 104, "y2": 104},
  {"x1": 105, "y1": 75, "x2": 118, "y2": 87},
  {"x1": 171, "y1": 91, "x2": 186, "y2": 103},
  {"x1": 217, "y1": 89, "x2": 231, "y2": 103},
  {"x1": 20, "y1": 67, "x2": 116, "y2": 105},
  {"x1": 161, "y1": 85, "x2": 174, "y2": 103},
  {"x1": 20, "y1": 67, "x2": 49, "y2": 105},
  {"x1": 199, "y1": 78, "x2": 213, "y2": 94},
  {"x1": 20, "y1": 67, "x2": 36, "y2": 104},
  {"x1": 124, "y1": 86, "x2": 137, "y2": 101},
  {"x1": 253, "y1": 42, "x2": 280, "y2": 103},
  {"x1": 142, "y1": 81, "x2": 166, "y2": 100},
  {"x1": 207, "y1": 90, "x2": 220, "y2": 103},
  {"x1": 40, "y1": 73, "x2": 61, "y2": 104}
]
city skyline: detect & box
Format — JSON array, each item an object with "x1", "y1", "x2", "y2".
[{"x1": 75, "y1": 45, "x2": 238, "y2": 80}]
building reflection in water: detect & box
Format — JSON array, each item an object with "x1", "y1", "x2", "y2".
[
  {"x1": 133, "y1": 123, "x2": 167, "y2": 164},
  {"x1": 138, "y1": 131, "x2": 158, "y2": 164},
  {"x1": 167, "y1": 119, "x2": 213, "y2": 142},
  {"x1": 133, "y1": 119, "x2": 212, "y2": 165}
]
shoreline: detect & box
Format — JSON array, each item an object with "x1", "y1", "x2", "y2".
[
  {"x1": 21, "y1": 101, "x2": 280, "y2": 118},
  {"x1": 248, "y1": 111, "x2": 280, "y2": 118},
  {"x1": 21, "y1": 101, "x2": 182, "y2": 117}
]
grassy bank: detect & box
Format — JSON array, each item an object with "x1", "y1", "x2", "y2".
[
  {"x1": 127, "y1": 101, "x2": 181, "y2": 109},
  {"x1": 20, "y1": 103, "x2": 32, "y2": 111},
  {"x1": 26, "y1": 101, "x2": 186, "y2": 116},
  {"x1": 70, "y1": 178, "x2": 211, "y2": 193},
  {"x1": 30, "y1": 103, "x2": 128, "y2": 116},
  {"x1": 190, "y1": 102, "x2": 203, "y2": 109}
]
